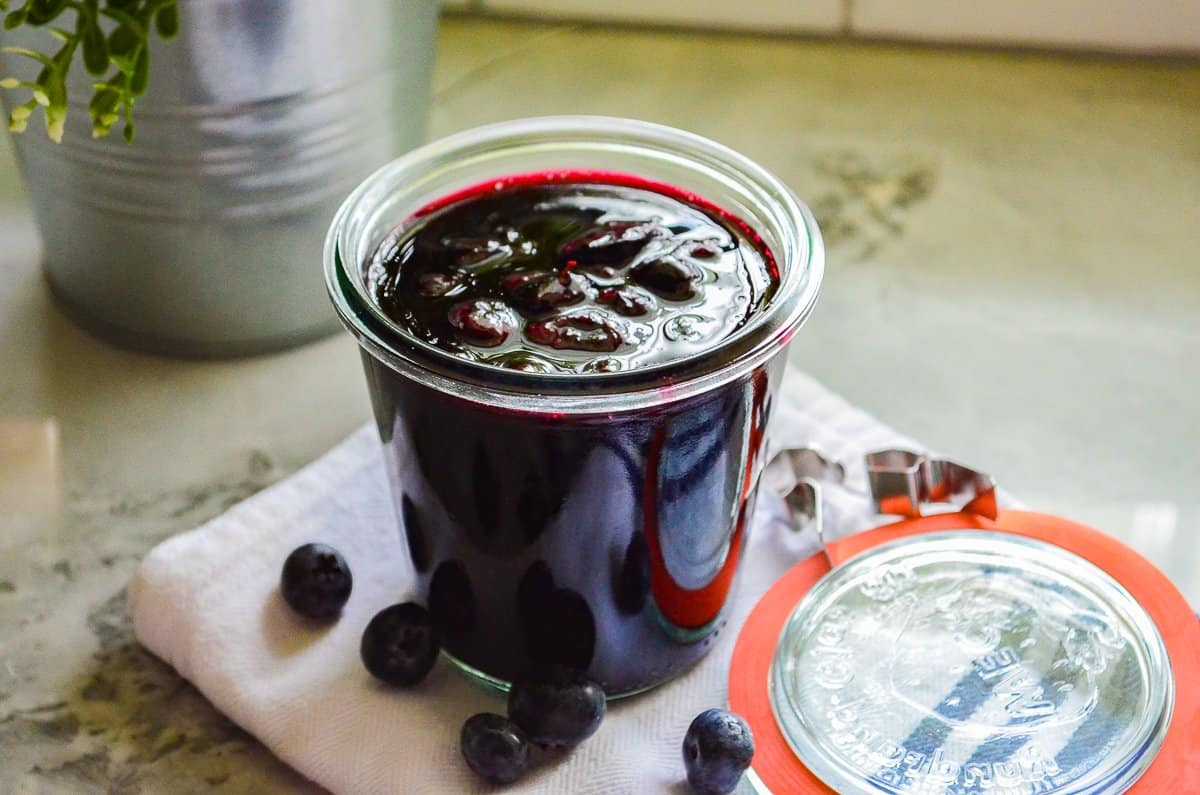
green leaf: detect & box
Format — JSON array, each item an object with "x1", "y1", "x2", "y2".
[
  {"x1": 43, "y1": 70, "x2": 65, "y2": 107},
  {"x1": 38, "y1": 65, "x2": 66, "y2": 141},
  {"x1": 154, "y1": 3, "x2": 178, "y2": 40},
  {"x1": 51, "y1": 36, "x2": 76, "y2": 69},
  {"x1": 26, "y1": 0, "x2": 67, "y2": 26},
  {"x1": 122, "y1": 101, "x2": 134, "y2": 142},
  {"x1": 81, "y1": 21, "x2": 107, "y2": 75},
  {"x1": 99, "y1": 7, "x2": 145, "y2": 38},
  {"x1": 5, "y1": 0, "x2": 179, "y2": 144},
  {"x1": 108, "y1": 24, "x2": 139, "y2": 59},
  {"x1": 130, "y1": 45, "x2": 148, "y2": 95},
  {"x1": 0, "y1": 46, "x2": 57, "y2": 69},
  {"x1": 88, "y1": 85, "x2": 118, "y2": 114}
]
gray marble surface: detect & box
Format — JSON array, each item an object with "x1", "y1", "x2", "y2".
[{"x1": 0, "y1": 18, "x2": 1197, "y2": 793}]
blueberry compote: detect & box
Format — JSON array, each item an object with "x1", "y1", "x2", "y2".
[
  {"x1": 365, "y1": 174, "x2": 778, "y2": 373},
  {"x1": 360, "y1": 172, "x2": 784, "y2": 695}
]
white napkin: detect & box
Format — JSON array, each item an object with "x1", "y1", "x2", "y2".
[{"x1": 129, "y1": 367, "x2": 924, "y2": 794}]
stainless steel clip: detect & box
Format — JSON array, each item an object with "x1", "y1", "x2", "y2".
[
  {"x1": 866, "y1": 449, "x2": 997, "y2": 520},
  {"x1": 775, "y1": 447, "x2": 998, "y2": 569}
]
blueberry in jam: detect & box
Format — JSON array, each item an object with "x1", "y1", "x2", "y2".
[{"x1": 366, "y1": 179, "x2": 778, "y2": 373}]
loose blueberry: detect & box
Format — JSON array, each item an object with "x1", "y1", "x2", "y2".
[
  {"x1": 460, "y1": 713, "x2": 530, "y2": 785},
  {"x1": 447, "y1": 299, "x2": 517, "y2": 347},
  {"x1": 502, "y1": 269, "x2": 588, "y2": 316},
  {"x1": 507, "y1": 665, "x2": 606, "y2": 750},
  {"x1": 597, "y1": 285, "x2": 656, "y2": 317},
  {"x1": 682, "y1": 709, "x2": 755, "y2": 795},
  {"x1": 526, "y1": 311, "x2": 623, "y2": 353},
  {"x1": 630, "y1": 257, "x2": 700, "y2": 301},
  {"x1": 360, "y1": 602, "x2": 441, "y2": 687},
  {"x1": 280, "y1": 543, "x2": 352, "y2": 619}
]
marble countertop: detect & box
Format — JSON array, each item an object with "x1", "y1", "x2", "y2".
[{"x1": 1, "y1": 17, "x2": 1196, "y2": 793}]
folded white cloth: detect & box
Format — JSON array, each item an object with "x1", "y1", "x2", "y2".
[{"x1": 129, "y1": 367, "x2": 926, "y2": 794}]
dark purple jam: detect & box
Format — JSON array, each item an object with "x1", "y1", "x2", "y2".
[
  {"x1": 365, "y1": 174, "x2": 779, "y2": 373},
  {"x1": 357, "y1": 172, "x2": 785, "y2": 695}
]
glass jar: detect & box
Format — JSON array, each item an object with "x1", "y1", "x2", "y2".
[{"x1": 325, "y1": 116, "x2": 823, "y2": 696}]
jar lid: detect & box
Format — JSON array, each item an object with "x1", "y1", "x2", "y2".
[
  {"x1": 730, "y1": 510, "x2": 1200, "y2": 795},
  {"x1": 773, "y1": 530, "x2": 1171, "y2": 794}
]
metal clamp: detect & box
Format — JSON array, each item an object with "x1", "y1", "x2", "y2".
[
  {"x1": 772, "y1": 446, "x2": 846, "y2": 566},
  {"x1": 774, "y1": 447, "x2": 998, "y2": 569},
  {"x1": 866, "y1": 450, "x2": 997, "y2": 520}
]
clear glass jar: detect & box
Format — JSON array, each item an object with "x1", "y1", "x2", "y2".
[{"x1": 325, "y1": 116, "x2": 823, "y2": 695}]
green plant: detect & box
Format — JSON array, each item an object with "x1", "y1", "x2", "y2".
[{"x1": 0, "y1": 0, "x2": 178, "y2": 142}]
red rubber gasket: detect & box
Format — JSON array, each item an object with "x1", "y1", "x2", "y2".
[{"x1": 728, "y1": 509, "x2": 1200, "y2": 793}]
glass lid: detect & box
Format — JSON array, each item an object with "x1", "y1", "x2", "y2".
[{"x1": 769, "y1": 530, "x2": 1174, "y2": 795}]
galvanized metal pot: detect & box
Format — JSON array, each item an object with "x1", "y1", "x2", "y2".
[{"x1": 1, "y1": 0, "x2": 438, "y2": 356}]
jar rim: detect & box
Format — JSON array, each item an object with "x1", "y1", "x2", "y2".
[{"x1": 324, "y1": 116, "x2": 824, "y2": 412}]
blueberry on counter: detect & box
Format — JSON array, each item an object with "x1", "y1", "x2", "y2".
[
  {"x1": 280, "y1": 543, "x2": 352, "y2": 619},
  {"x1": 460, "y1": 713, "x2": 530, "y2": 785},
  {"x1": 360, "y1": 602, "x2": 441, "y2": 687},
  {"x1": 507, "y1": 665, "x2": 606, "y2": 750},
  {"x1": 682, "y1": 709, "x2": 755, "y2": 795}
]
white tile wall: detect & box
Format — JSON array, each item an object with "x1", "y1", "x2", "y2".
[
  {"x1": 480, "y1": 0, "x2": 846, "y2": 34},
  {"x1": 851, "y1": 0, "x2": 1200, "y2": 54},
  {"x1": 456, "y1": 0, "x2": 1200, "y2": 54}
]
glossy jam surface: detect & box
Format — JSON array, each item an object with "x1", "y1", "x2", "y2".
[{"x1": 365, "y1": 174, "x2": 779, "y2": 374}]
